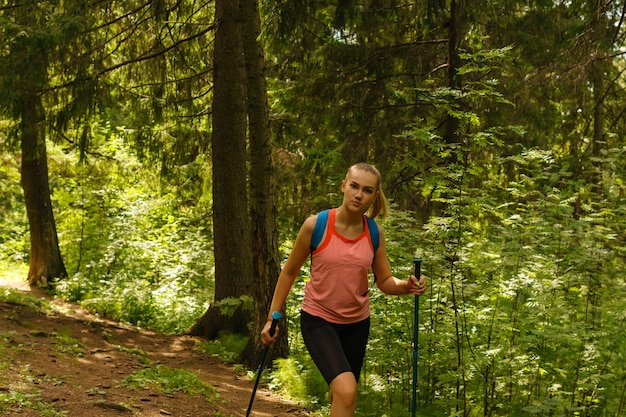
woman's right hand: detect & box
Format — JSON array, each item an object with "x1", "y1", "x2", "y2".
[{"x1": 260, "y1": 318, "x2": 280, "y2": 346}]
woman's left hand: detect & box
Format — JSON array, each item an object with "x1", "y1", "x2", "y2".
[{"x1": 407, "y1": 275, "x2": 427, "y2": 296}]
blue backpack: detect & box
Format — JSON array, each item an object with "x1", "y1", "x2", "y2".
[{"x1": 310, "y1": 209, "x2": 380, "y2": 255}]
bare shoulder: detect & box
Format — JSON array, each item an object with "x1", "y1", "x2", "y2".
[
  {"x1": 300, "y1": 214, "x2": 318, "y2": 235},
  {"x1": 290, "y1": 215, "x2": 318, "y2": 254}
]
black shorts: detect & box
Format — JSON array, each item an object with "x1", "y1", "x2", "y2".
[{"x1": 300, "y1": 310, "x2": 370, "y2": 385}]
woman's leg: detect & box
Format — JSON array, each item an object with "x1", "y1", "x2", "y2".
[
  {"x1": 329, "y1": 371, "x2": 357, "y2": 417},
  {"x1": 300, "y1": 312, "x2": 369, "y2": 416},
  {"x1": 301, "y1": 312, "x2": 353, "y2": 383}
]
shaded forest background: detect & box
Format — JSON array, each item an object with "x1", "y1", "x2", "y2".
[{"x1": 1, "y1": 1, "x2": 625, "y2": 416}]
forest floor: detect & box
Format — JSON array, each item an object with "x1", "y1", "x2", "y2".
[{"x1": 0, "y1": 280, "x2": 310, "y2": 417}]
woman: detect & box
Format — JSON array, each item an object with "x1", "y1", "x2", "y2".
[{"x1": 261, "y1": 162, "x2": 427, "y2": 417}]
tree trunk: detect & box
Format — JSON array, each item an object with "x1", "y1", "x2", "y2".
[
  {"x1": 188, "y1": 0, "x2": 253, "y2": 339},
  {"x1": 239, "y1": 0, "x2": 288, "y2": 369},
  {"x1": 21, "y1": 94, "x2": 68, "y2": 286},
  {"x1": 15, "y1": 19, "x2": 67, "y2": 287}
]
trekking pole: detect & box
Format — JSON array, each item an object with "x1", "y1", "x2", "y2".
[
  {"x1": 411, "y1": 258, "x2": 422, "y2": 417},
  {"x1": 246, "y1": 310, "x2": 282, "y2": 417}
]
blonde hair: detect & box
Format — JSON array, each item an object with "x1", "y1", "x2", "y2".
[{"x1": 347, "y1": 163, "x2": 389, "y2": 219}]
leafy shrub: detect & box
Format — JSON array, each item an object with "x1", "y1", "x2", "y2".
[
  {"x1": 49, "y1": 141, "x2": 214, "y2": 334},
  {"x1": 270, "y1": 356, "x2": 327, "y2": 408},
  {"x1": 120, "y1": 364, "x2": 219, "y2": 402},
  {"x1": 196, "y1": 333, "x2": 248, "y2": 364},
  {"x1": 0, "y1": 154, "x2": 29, "y2": 265}
]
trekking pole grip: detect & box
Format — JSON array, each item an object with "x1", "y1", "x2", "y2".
[
  {"x1": 413, "y1": 258, "x2": 422, "y2": 290},
  {"x1": 269, "y1": 311, "x2": 282, "y2": 337}
]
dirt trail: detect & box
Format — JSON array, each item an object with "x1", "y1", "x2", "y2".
[{"x1": 0, "y1": 280, "x2": 308, "y2": 417}]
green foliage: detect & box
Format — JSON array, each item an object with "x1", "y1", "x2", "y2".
[
  {"x1": 196, "y1": 333, "x2": 248, "y2": 364},
  {"x1": 0, "y1": 288, "x2": 49, "y2": 313},
  {"x1": 409, "y1": 137, "x2": 626, "y2": 416},
  {"x1": 119, "y1": 364, "x2": 219, "y2": 403},
  {"x1": 0, "y1": 363, "x2": 68, "y2": 416},
  {"x1": 115, "y1": 345, "x2": 151, "y2": 365},
  {"x1": 0, "y1": 154, "x2": 28, "y2": 265},
  {"x1": 48, "y1": 135, "x2": 213, "y2": 334},
  {"x1": 213, "y1": 296, "x2": 255, "y2": 317},
  {"x1": 270, "y1": 356, "x2": 327, "y2": 409},
  {"x1": 53, "y1": 329, "x2": 85, "y2": 358},
  {"x1": 0, "y1": 389, "x2": 68, "y2": 416}
]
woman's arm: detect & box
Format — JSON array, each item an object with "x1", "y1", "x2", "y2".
[
  {"x1": 372, "y1": 225, "x2": 427, "y2": 296},
  {"x1": 261, "y1": 215, "x2": 316, "y2": 344}
]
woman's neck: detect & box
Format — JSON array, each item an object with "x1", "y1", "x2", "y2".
[{"x1": 335, "y1": 206, "x2": 363, "y2": 226}]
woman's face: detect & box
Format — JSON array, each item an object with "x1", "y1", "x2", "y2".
[{"x1": 341, "y1": 168, "x2": 378, "y2": 213}]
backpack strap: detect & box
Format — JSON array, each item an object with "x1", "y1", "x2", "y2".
[
  {"x1": 366, "y1": 216, "x2": 379, "y2": 255},
  {"x1": 366, "y1": 216, "x2": 380, "y2": 282},
  {"x1": 310, "y1": 209, "x2": 329, "y2": 252}
]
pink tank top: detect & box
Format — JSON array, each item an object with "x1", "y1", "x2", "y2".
[{"x1": 301, "y1": 208, "x2": 375, "y2": 324}]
